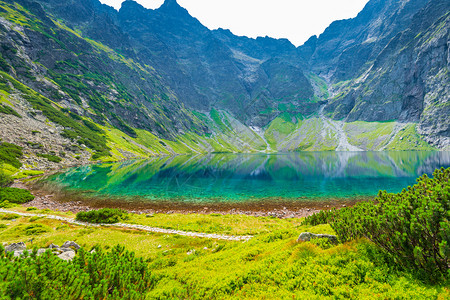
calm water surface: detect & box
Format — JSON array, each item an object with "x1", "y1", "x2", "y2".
[{"x1": 44, "y1": 152, "x2": 450, "y2": 204}]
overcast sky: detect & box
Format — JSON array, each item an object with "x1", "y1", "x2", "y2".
[{"x1": 99, "y1": 0, "x2": 370, "y2": 46}]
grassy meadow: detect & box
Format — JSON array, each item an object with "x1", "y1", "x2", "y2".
[{"x1": 0, "y1": 207, "x2": 448, "y2": 299}]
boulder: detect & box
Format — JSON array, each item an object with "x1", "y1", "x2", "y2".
[
  {"x1": 48, "y1": 243, "x2": 59, "y2": 249},
  {"x1": 37, "y1": 249, "x2": 47, "y2": 255},
  {"x1": 59, "y1": 248, "x2": 74, "y2": 253},
  {"x1": 61, "y1": 241, "x2": 80, "y2": 250},
  {"x1": 57, "y1": 251, "x2": 76, "y2": 261},
  {"x1": 297, "y1": 232, "x2": 338, "y2": 244},
  {"x1": 5, "y1": 242, "x2": 26, "y2": 253}
]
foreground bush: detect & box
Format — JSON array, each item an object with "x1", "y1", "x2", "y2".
[
  {"x1": 76, "y1": 208, "x2": 129, "y2": 224},
  {"x1": 304, "y1": 167, "x2": 449, "y2": 281},
  {"x1": 301, "y1": 209, "x2": 336, "y2": 226},
  {"x1": 0, "y1": 187, "x2": 35, "y2": 204},
  {"x1": 0, "y1": 245, "x2": 155, "y2": 299}
]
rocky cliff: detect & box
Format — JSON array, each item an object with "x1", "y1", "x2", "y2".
[
  {"x1": 313, "y1": 0, "x2": 450, "y2": 148},
  {"x1": 0, "y1": 0, "x2": 448, "y2": 171}
]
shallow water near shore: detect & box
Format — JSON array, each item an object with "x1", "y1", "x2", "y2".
[{"x1": 39, "y1": 151, "x2": 450, "y2": 208}]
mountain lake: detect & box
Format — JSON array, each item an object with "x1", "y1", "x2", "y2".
[{"x1": 37, "y1": 151, "x2": 450, "y2": 210}]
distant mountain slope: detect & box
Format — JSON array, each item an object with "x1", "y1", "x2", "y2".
[
  {"x1": 35, "y1": 0, "x2": 317, "y2": 127},
  {"x1": 0, "y1": 0, "x2": 272, "y2": 170},
  {"x1": 0, "y1": 0, "x2": 448, "y2": 171},
  {"x1": 314, "y1": 0, "x2": 450, "y2": 148},
  {"x1": 299, "y1": 0, "x2": 431, "y2": 82}
]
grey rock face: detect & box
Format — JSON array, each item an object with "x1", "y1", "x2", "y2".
[
  {"x1": 36, "y1": 248, "x2": 47, "y2": 255},
  {"x1": 1, "y1": 0, "x2": 448, "y2": 151},
  {"x1": 57, "y1": 251, "x2": 76, "y2": 261},
  {"x1": 318, "y1": 0, "x2": 450, "y2": 147},
  {"x1": 5, "y1": 242, "x2": 26, "y2": 252},
  {"x1": 61, "y1": 241, "x2": 81, "y2": 250},
  {"x1": 297, "y1": 232, "x2": 338, "y2": 244},
  {"x1": 48, "y1": 243, "x2": 60, "y2": 249},
  {"x1": 35, "y1": 0, "x2": 314, "y2": 127},
  {"x1": 4, "y1": 241, "x2": 79, "y2": 261}
]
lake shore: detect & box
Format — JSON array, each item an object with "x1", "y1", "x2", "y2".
[{"x1": 14, "y1": 180, "x2": 368, "y2": 219}]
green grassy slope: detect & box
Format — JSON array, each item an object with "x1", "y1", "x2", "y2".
[{"x1": 0, "y1": 208, "x2": 448, "y2": 299}]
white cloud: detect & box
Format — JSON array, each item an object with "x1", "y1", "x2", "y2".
[{"x1": 99, "y1": 0, "x2": 369, "y2": 46}]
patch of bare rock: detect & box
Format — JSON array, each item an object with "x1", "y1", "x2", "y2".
[{"x1": 3, "y1": 241, "x2": 82, "y2": 261}]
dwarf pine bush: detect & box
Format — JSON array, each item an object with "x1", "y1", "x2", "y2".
[
  {"x1": 326, "y1": 167, "x2": 449, "y2": 281},
  {"x1": 76, "y1": 208, "x2": 129, "y2": 224},
  {"x1": 0, "y1": 245, "x2": 155, "y2": 299},
  {"x1": 0, "y1": 187, "x2": 35, "y2": 204}
]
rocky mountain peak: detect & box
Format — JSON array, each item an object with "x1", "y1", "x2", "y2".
[
  {"x1": 158, "y1": 0, "x2": 190, "y2": 17},
  {"x1": 161, "y1": 0, "x2": 180, "y2": 8},
  {"x1": 120, "y1": 0, "x2": 147, "y2": 13}
]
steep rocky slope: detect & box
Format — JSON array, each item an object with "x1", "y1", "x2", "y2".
[
  {"x1": 34, "y1": 0, "x2": 316, "y2": 128},
  {"x1": 299, "y1": 0, "x2": 431, "y2": 82},
  {"x1": 315, "y1": 0, "x2": 450, "y2": 148},
  {"x1": 0, "y1": 0, "x2": 448, "y2": 173}
]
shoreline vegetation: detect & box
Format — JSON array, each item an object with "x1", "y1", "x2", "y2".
[
  {"x1": 0, "y1": 159, "x2": 449, "y2": 298},
  {"x1": 0, "y1": 141, "x2": 449, "y2": 298},
  {"x1": 0, "y1": 0, "x2": 448, "y2": 296}
]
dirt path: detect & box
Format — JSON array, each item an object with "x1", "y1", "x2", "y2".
[{"x1": 0, "y1": 209, "x2": 253, "y2": 241}]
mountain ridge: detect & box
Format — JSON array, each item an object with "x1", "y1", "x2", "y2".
[{"x1": 0, "y1": 0, "x2": 448, "y2": 171}]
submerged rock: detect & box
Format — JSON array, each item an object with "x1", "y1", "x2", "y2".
[{"x1": 297, "y1": 232, "x2": 338, "y2": 244}]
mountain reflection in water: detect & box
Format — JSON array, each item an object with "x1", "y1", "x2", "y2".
[{"x1": 44, "y1": 151, "x2": 450, "y2": 203}]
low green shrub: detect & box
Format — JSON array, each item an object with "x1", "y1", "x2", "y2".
[
  {"x1": 0, "y1": 104, "x2": 21, "y2": 118},
  {"x1": 0, "y1": 213, "x2": 20, "y2": 220},
  {"x1": 302, "y1": 209, "x2": 336, "y2": 226},
  {"x1": 0, "y1": 142, "x2": 22, "y2": 169},
  {"x1": 24, "y1": 224, "x2": 51, "y2": 235},
  {"x1": 0, "y1": 245, "x2": 156, "y2": 299},
  {"x1": 0, "y1": 171, "x2": 13, "y2": 187},
  {"x1": 36, "y1": 153, "x2": 62, "y2": 163},
  {"x1": 329, "y1": 167, "x2": 449, "y2": 282},
  {"x1": 0, "y1": 187, "x2": 35, "y2": 204},
  {"x1": 0, "y1": 200, "x2": 17, "y2": 208},
  {"x1": 76, "y1": 208, "x2": 129, "y2": 224}
]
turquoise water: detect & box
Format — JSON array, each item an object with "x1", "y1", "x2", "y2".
[{"x1": 44, "y1": 151, "x2": 450, "y2": 204}]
